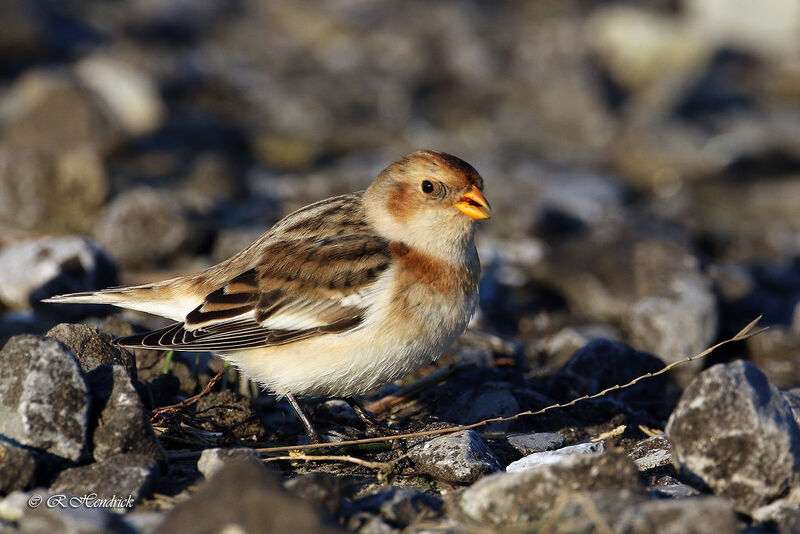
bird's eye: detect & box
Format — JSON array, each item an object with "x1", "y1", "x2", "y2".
[{"x1": 421, "y1": 180, "x2": 434, "y2": 194}]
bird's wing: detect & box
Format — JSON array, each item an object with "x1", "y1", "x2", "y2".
[{"x1": 114, "y1": 232, "x2": 393, "y2": 352}]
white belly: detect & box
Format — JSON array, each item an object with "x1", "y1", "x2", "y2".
[{"x1": 224, "y1": 288, "x2": 477, "y2": 398}]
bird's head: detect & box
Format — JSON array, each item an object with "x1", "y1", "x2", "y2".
[{"x1": 364, "y1": 150, "x2": 490, "y2": 258}]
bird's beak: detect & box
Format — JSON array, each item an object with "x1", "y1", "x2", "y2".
[{"x1": 454, "y1": 186, "x2": 491, "y2": 220}]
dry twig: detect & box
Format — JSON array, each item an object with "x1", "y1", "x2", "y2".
[
  {"x1": 263, "y1": 454, "x2": 390, "y2": 470},
  {"x1": 151, "y1": 368, "x2": 226, "y2": 425},
  {"x1": 252, "y1": 316, "x2": 765, "y2": 455}
]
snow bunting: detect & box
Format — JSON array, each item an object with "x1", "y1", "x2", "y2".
[{"x1": 45, "y1": 150, "x2": 490, "y2": 441}]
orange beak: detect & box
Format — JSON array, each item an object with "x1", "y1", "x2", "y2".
[{"x1": 454, "y1": 186, "x2": 491, "y2": 220}]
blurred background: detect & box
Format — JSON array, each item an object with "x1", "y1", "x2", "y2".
[{"x1": 1, "y1": 0, "x2": 800, "y2": 387}]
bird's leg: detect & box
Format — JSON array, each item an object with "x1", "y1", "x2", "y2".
[
  {"x1": 286, "y1": 394, "x2": 322, "y2": 444},
  {"x1": 344, "y1": 397, "x2": 401, "y2": 435}
]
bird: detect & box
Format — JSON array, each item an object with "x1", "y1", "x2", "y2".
[{"x1": 44, "y1": 150, "x2": 490, "y2": 442}]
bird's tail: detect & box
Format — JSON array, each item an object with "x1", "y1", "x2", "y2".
[
  {"x1": 42, "y1": 287, "x2": 134, "y2": 306},
  {"x1": 42, "y1": 278, "x2": 203, "y2": 321}
]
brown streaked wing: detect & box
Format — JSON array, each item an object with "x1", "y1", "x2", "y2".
[
  {"x1": 185, "y1": 233, "x2": 391, "y2": 329},
  {"x1": 123, "y1": 229, "x2": 394, "y2": 352},
  {"x1": 113, "y1": 314, "x2": 364, "y2": 352}
]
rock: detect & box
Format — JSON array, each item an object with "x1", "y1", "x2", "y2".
[
  {"x1": 0, "y1": 147, "x2": 109, "y2": 234},
  {"x1": 284, "y1": 472, "x2": 347, "y2": 517},
  {"x1": 0, "y1": 70, "x2": 119, "y2": 153},
  {"x1": 197, "y1": 447, "x2": 261, "y2": 479},
  {"x1": 557, "y1": 339, "x2": 668, "y2": 410},
  {"x1": 648, "y1": 480, "x2": 700, "y2": 499},
  {"x1": 686, "y1": 0, "x2": 800, "y2": 60},
  {"x1": 460, "y1": 451, "x2": 642, "y2": 526},
  {"x1": 626, "y1": 274, "x2": 717, "y2": 369},
  {"x1": 506, "y1": 442, "x2": 606, "y2": 472},
  {"x1": 627, "y1": 435, "x2": 672, "y2": 471},
  {"x1": 154, "y1": 460, "x2": 338, "y2": 534},
  {"x1": 179, "y1": 154, "x2": 247, "y2": 216},
  {"x1": 86, "y1": 364, "x2": 166, "y2": 463},
  {"x1": 93, "y1": 187, "x2": 196, "y2": 268},
  {"x1": 50, "y1": 453, "x2": 158, "y2": 507},
  {"x1": 195, "y1": 390, "x2": 268, "y2": 442},
  {"x1": 75, "y1": 54, "x2": 165, "y2": 137},
  {"x1": 543, "y1": 324, "x2": 622, "y2": 368},
  {"x1": 125, "y1": 512, "x2": 166, "y2": 534},
  {"x1": 0, "y1": 441, "x2": 36, "y2": 495},
  {"x1": 46, "y1": 323, "x2": 136, "y2": 379},
  {"x1": 430, "y1": 372, "x2": 527, "y2": 433},
  {"x1": 346, "y1": 486, "x2": 442, "y2": 530},
  {"x1": 752, "y1": 497, "x2": 800, "y2": 533},
  {"x1": 0, "y1": 490, "x2": 134, "y2": 533},
  {"x1": 0, "y1": 237, "x2": 117, "y2": 318},
  {"x1": 624, "y1": 241, "x2": 717, "y2": 370},
  {"x1": 506, "y1": 432, "x2": 566, "y2": 456},
  {"x1": 618, "y1": 496, "x2": 739, "y2": 534},
  {"x1": 348, "y1": 515, "x2": 394, "y2": 534},
  {"x1": 747, "y1": 325, "x2": 800, "y2": 388},
  {"x1": 538, "y1": 489, "x2": 647, "y2": 534},
  {"x1": 587, "y1": 5, "x2": 711, "y2": 93},
  {"x1": 666, "y1": 361, "x2": 800, "y2": 513},
  {"x1": 0, "y1": 336, "x2": 88, "y2": 464},
  {"x1": 407, "y1": 430, "x2": 503, "y2": 484},
  {"x1": 96, "y1": 316, "x2": 161, "y2": 362}
]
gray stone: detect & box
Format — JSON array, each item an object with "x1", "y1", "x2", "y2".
[
  {"x1": 0, "y1": 147, "x2": 109, "y2": 235},
  {"x1": 506, "y1": 432, "x2": 566, "y2": 456},
  {"x1": 197, "y1": 447, "x2": 261, "y2": 479},
  {"x1": 0, "y1": 237, "x2": 117, "y2": 317},
  {"x1": 460, "y1": 451, "x2": 643, "y2": 526},
  {"x1": 666, "y1": 361, "x2": 800, "y2": 513},
  {"x1": 284, "y1": 472, "x2": 346, "y2": 517},
  {"x1": 0, "y1": 441, "x2": 36, "y2": 495},
  {"x1": 558, "y1": 338, "x2": 667, "y2": 408},
  {"x1": 543, "y1": 324, "x2": 622, "y2": 367},
  {"x1": 408, "y1": 430, "x2": 503, "y2": 484},
  {"x1": 123, "y1": 512, "x2": 165, "y2": 534},
  {"x1": 752, "y1": 497, "x2": 800, "y2": 533},
  {"x1": 434, "y1": 381, "x2": 520, "y2": 433},
  {"x1": 50, "y1": 453, "x2": 159, "y2": 507},
  {"x1": 626, "y1": 272, "x2": 717, "y2": 369},
  {"x1": 506, "y1": 441, "x2": 605, "y2": 472},
  {"x1": 625, "y1": 242, "x2": 717, "y2": 371},
  {"x1": 87, "y1": 364, "x2": 166, "y2": 463},
  {"x1": 784, "y1": 389, "x2": 800, "y2": 430},
  {"x1": 94, "y1": 187, "x2": 196, "y2": 268},
  {"x1": 628, "y1": 435, "x2": 672, "y2": 471},
  {"x1": 1, "y1": 70, "x2": 119, "y2": 153},
  {"x1": 0, "y1": 336, "x2": 88, "y2": 463},
  {"x1": 46, "y1": 323, "x2": 136, "y2": 379},
  {"x1": 154, "y1": 460, "x2": 338, "y2": 534},
  {"x1": 75, "y1": 54, "x2": 165, "y2": 137},
  {"x1": 619, "y1": 496, "x2": 739, "y2": 534},
  {"x1": 0, "y1": 490, "x2": 134, "y2": 534},
  {"x1": 350, "y1": 516, "x2": 395, "y2": 534},
  {"x1": 748, "y1": 325, "x2": 800, "y2": 388},
  {"x1": 648, "y1": 483, "x2": 700, "y2": 500},
  {"x1": 539, "y1": 489, "x2": 647, "y2": 534},
  {"x1": 348, "y1": 486, "x2": 442, "y2": 529}
]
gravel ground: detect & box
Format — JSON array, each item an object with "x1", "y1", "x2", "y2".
[{"x1": 2, "y1": 1, "x2": 800, "y2": 532}]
